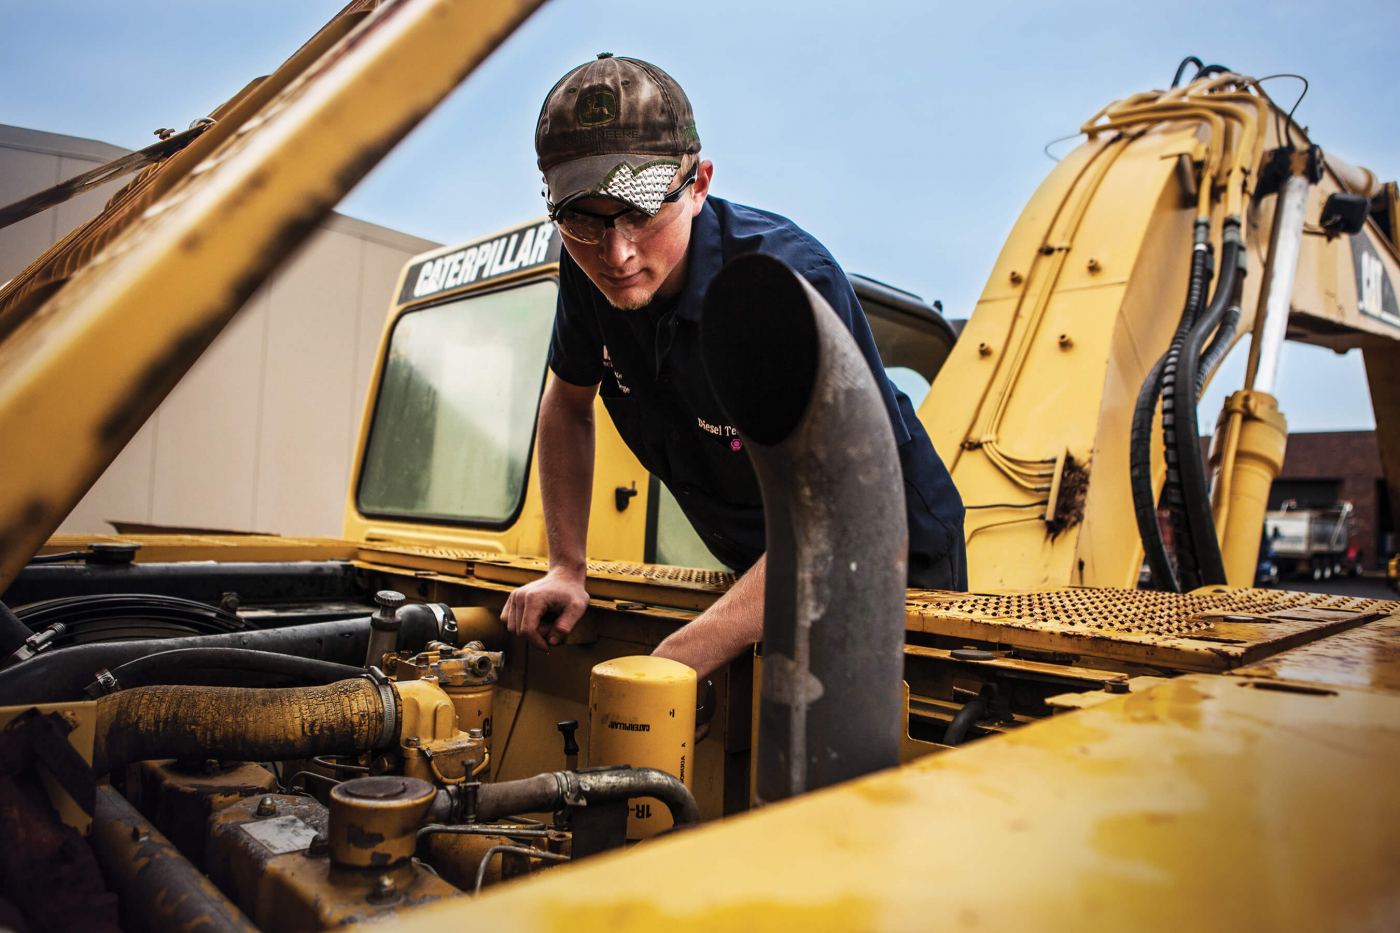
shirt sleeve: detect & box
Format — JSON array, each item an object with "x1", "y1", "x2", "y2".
[
  {"x1": 799, "y1": 259, "x2": 912, "y2": 445},
  {"x1": 547, "y1": 250, "x2": 606, "y2": 387}
]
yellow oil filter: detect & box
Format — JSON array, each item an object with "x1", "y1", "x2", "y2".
[{"x1": 589, "y1": 655, "x2": 696, "y2": 838}]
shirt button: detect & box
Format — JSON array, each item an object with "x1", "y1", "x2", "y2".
[
  {"x1": 670, "y1": 431, "x2": 680, "y2": 441},
  {"x1": 683, "y1": 485, "x2": 692, "y2": 496}
]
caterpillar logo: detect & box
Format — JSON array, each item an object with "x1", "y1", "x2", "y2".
[
  {"x1": 399, "y1": 219, "x2": 561, "y2": 304},
  {"x1": 608, "y1": 721, "x2": 650, "y2": 732}
]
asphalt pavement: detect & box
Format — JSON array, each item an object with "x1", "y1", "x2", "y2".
[{"x1": 1269, "y1": 574, "x2": 1397, "y2": 600}]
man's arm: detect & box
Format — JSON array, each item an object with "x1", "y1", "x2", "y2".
[
  {"x1": 652, "y1": 553, "x2": 766, "y2": 680},
  {"x1": 502, "y1": 375, "x2": 598, "y2": 650}
]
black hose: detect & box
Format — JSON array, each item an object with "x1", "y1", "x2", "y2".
[
  {"x1": 0, "y1": 601, "x2": 30, "y2": 657},
  {"x1": 944, "y1": 685, "x2": 996, "y2": 747},
  {"x1": 0, "y1": 612, "x2": 434, "y2": 704},
  {"x1": 1170, "y1": 56, "x2": 1205, "y2": 88},
  {"x1": 1130, "y1": 218, "x2": 1212, "y2": 592},
  {"x1": 1194, "y1": 64, "x2": 1232, "y2": 80},
  {"x1": 91, "y1": 648, "x2": 365, "y2": 695},
  {"x1": 1195, "y1": 302, "x2": 1240, "y2": 394},
  {"x1": 1165, "y1": 219, "x2": 1245, "y2": 588}
]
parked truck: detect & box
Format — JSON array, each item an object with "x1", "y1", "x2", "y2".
[{"x1": 1264, "y1": 501, "x2": 1363, "y2": 580}]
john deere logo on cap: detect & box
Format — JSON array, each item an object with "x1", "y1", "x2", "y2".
[{"x1": 577, "y1": 90, "x2": 617, "y2": 127}]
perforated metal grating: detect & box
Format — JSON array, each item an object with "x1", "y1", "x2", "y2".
[
  {"x1": 360, "y1": 544, "x2": 497, "y2": 561},
  {"x1": 584, "y1": 561, "x2": 735, "y2": 587},
  {"x1": 908, "y1": 587, "x2": 1398, "y2": 636}
]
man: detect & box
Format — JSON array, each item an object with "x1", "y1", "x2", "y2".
[{"x1": 503, "y1": 54, "x2": 965, "y2": 681}]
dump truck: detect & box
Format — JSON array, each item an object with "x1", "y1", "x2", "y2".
[
  {"x1": 1264, "y1": 500, "x2": 1361, "y2": 580},
  {"x1": 0, "y1": 2, "x2": 1398, "y2": 930}
]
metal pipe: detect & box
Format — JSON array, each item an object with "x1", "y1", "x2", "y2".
[
  {"x1": 473, "y1": 846, "x2": 568, "y2": 896},
  {"x1": 1246, "y1": 174, "x2": 1311, "y2": 393},
  {"x1": 90, "y1": 786, "x2": 259, "y2": 933},
  {"x1": 473, "y1": 768, "x2": 700, "y2": 828},
  {"x1": 699, "y1": 253, "x2": 907, "y2": 802},
  {"x1": 91, "y1": 678, "x2": 389, "y2": 775}
]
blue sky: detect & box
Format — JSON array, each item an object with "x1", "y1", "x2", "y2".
[{"x1": 3, "y1": 0, "x2": 1394, "y2": 431}]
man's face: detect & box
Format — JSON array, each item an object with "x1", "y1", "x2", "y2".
[{"x1": 562, "y1": 160, "x2": 713, "y2": 310}]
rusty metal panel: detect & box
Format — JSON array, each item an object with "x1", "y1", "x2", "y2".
[
  {"x1": 906, "y1": 587, "x2": 1396, "y2": 672},
  {"x1": 40, "y1": 533, "x2": 357, "y2": 563},
  {"x1": 1229, "y1": 615, "x2": 1400, "y2": 694}
]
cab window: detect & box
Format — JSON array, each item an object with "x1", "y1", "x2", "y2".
[{"x1": 358, "y1": 280, "x2": 557, "y2": 525}]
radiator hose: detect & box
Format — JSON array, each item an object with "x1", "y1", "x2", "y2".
[{"x1": 91, "y1": 677, "x2": 389, "y2": 775}]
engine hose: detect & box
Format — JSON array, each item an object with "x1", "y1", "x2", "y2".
[
  {"x1": 475, "y1": 768, "x2": 700, "y2": 829},
  {"x1": 0, "y1": 609, "x2": 442, "y2": 704},
  {"x1": 91, "y1": 677, "x2": 388, "y2": 776},
  {"x1": 90, "y1": 647, "x2": 365, "y2": 695},
  {"x1": 0, "y1": 600, "x2": 30, "y2": 657},
  {"x1": 1165, "y1": 219, "x2": 1244, "y2": 588},
  {"x1": 1129, "y1": 218, "x2": 1211, "y2": 592}
]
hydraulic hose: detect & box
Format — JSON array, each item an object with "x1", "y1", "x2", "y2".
[
  {"x1": 90, "y1": 677, "x2": 389, "y2": 775},
  {"x1": 1195, "y1": 302, "x2": 1240, "y2": 394},
  {"x1": 475, "y1": 768, "x2": 700, "y2": 829},
  {"x1": 943, "y1": 685, "x2": 996, "y2": 748},
  {"x1": 15, "y1": 593, "x2": 252, "y2": 642},
  {"x1": 89, "y1": 647, "x2": 365, "y2": 695},
  {"x1": 0, "y1": 609, "x2": 442, "y2": 704},
  {"x1": 1165, "y1": 219, "x2": 1245, "y2": 588},
  {"x1": 1130, "y1": 217, "x2": 1212, "y2": 592}
]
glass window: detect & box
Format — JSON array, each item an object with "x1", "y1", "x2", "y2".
[{"x1": 358, "y1": 280, "x2": 557, "y2": 525}]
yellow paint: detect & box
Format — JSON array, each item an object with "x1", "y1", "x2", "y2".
[
  {"x1": 1207, "y1": 390, "x2": 1288, "y2": 586},
  {"x1": 372, "y1": 673, "x2": 1400, "y2": 931},
  {"x1": 0, "y1": 701, "x2": 95, "y2": 833},
  {"x1": 589, "y1": 656, "x2": 696, "y2": 837}
]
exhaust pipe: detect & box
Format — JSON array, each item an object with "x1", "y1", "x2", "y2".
[{"x1": 700, "y1": 253, "x2": 907, "y2": 803}]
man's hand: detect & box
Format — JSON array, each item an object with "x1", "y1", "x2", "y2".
[{"x1": 502, "y1": 569, "x2": 590, "y2": 650}]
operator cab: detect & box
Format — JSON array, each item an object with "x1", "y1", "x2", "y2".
[{"x1": 348, "y1": 218, "x2": 959, "y2": 569}]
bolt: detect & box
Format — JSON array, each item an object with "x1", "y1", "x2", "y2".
[
  {"x1": 255, "y1": 796, "x2": 276, "y2": 817},
  {"x1": 404, "y1": 736, "x2": 422, "y2": 748},
  {"x1": 1009, "y1": 270, "x2": 1023, "y2": 284},
  {"x1": 468, "y1": 728, "x2": 484, "y2": 740},
  {"x1": 1058, "y1": 333, "x2": 1073, "y2": 349},
  {"x1": 978, "y1": 342, "x2": 993, "y2": 357},
  {"x1": 1104, "y1": 680, "x2": 1130, "y2": 694},
  {"x1": 306, "y1": 833, "x2": 330, "y2": 857},
  {"x1": 202, "y1": 759, "x2": 221, "y2": 775},
  {"x1": 369, "y1": 875, "x2": 397, "y2": 903},
  {"x1": 578, "y1": 781, "x2": 592, "y2": 793},
  {"x1": 1087, "y1": 258, "x2": 1102, "y2": 273}
]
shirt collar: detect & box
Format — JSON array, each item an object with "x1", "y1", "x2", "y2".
[{"x1": 674, "y1": 199, "x2": 722, "y2": 324}]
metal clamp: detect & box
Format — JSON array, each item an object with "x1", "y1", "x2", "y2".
[
  {"x1": 94, "y1": 668, "x2": 120, "y2": 695},
  {"x1": 362, "y1": 668, "x2": 397, "y2": 749}
]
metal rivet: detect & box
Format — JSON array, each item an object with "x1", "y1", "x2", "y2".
[{"x1": 255, "y1": 796, "x2": 276, "y2": 817}]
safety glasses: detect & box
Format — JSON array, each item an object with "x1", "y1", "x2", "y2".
[{"x1": 549, "y1": 167, "x2": 697, "y2": 245}]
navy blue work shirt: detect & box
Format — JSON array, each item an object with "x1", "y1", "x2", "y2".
[{"x1": 548, "y1": 196, "x2": 966, "y2": 585}]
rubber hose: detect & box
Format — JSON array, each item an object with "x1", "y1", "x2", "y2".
[
  {"x1": 95, "y1": 648, "x2": 365, "y2": 694},
  {"x1": 0, "y1": 601, "x2": 30, "y2": 657},
  {"x1": 1130, "y1": 219, "x2": 1211, "y2": 592},
  {"x1": 0, "y1": 609, "x2": 441, "y2": 704},
  {"x1": 1167, "y1": 224, "x2": 1243, "y2": 587},
  {"x1": 91, "y1": 677, "x2": 387, "y2": 775},
  {"x1": 942, "y1": 700, "x2": 987, "y2": 747},
  {"x1": 1195, "y1": 303, "x2": 1240, "y2": 394}
]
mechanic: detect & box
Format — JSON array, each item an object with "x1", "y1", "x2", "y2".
[{"x1": 503, "y1": 54, "x2": 965, "y2": 680}]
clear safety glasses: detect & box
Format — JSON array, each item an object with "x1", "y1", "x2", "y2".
[{"x1": 549, "y1": 168, "x2": 697, "y2": 245}]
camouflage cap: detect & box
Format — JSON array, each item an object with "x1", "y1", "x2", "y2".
[{"x1": 535, "y1": 53, "x2": 701, "y2": 217}]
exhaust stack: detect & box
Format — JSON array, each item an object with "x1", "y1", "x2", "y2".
[{"x1": 700, "y1": 253, "x2": 907, "y2": 803}]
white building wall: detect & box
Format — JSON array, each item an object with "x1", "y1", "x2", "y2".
[{"x1": 0, "y1": 125, "x2": 439, "y2": 538}]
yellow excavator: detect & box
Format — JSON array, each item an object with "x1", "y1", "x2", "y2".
[{"x1": 0, "y1": 2, "x2": 1397, "y2": 930}]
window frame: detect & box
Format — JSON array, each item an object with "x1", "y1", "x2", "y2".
[{"x1": 354, "y1": 275, "x2": 559, "y2": 531}]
